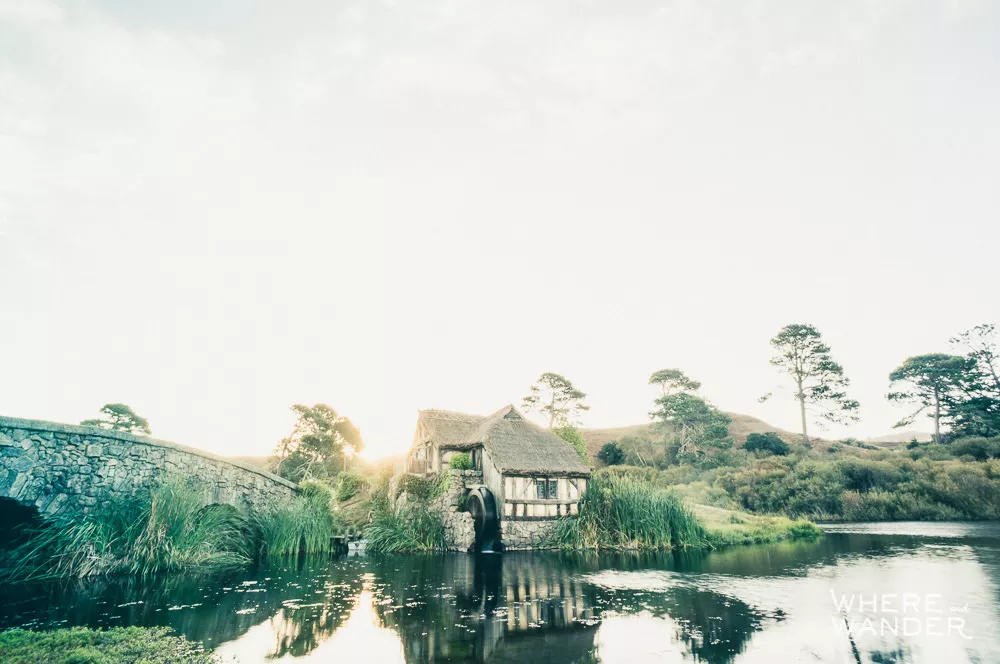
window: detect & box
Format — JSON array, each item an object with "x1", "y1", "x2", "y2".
[{"x1": 535, "y1": 478, "x2": 558, "y2": 499}]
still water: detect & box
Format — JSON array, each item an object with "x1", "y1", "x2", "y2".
[{"x1": 2, "y1": 522, "x2": 1000, "y2": 663}]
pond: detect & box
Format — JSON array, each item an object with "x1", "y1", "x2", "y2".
[{"x1": 2, "y1": 522, "x2": 999, "y2": 663}]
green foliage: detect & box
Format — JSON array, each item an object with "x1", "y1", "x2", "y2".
[
  {"x1": 396, "y1": 472, "x2": 450, "y2": 500},
  {"x1": 365, "y1": 476, "x2": 446, "y2": 553},
  {"x1": 716, "y1": 454, "x2": 1000, "y2": 521},
  {"x1": 554, "y1": 426, "x2": 590, "y2": 463},
  {"x1": 888, "y1": 353, "x2": 970, "y2": 440},
  {"x1": 597, "y1": 441, "x2": 627, "y2": 465},
  {"x1": 255, "y1": 482, "x2": 339, "y2": 558},
  {"x1": 335, "y1": 471, "x2": 368, "y2": 502},
  {"x1": 947, "y1": 324, "x2": 1000, "y2": 438},
  {"x1": 648, "y1": 368, "x2": 701, "y2": 396},
  {"x1": 0, "y1": 627, "x2": 217, "y2": 664},
  {"x1": 522, "y1": 372, "x2": 590, "y2": 427},
  {"x1": 950, "y1": 437, "x2": 1000, "y2": 461},
  {"x1": 449, "y1": 453, "x2": 473, "y2": 470},
  {"x1": 744, "y1": 432, "x2": 790, "y2": 456},
  {"x1": 649, "y1": 392, "x2": 732, "y2": 462},
  {"x1": 554, "y1": 470, "x2": 706, "y2": 550},
  {"x1": 2, "y1": 481, "x2": 251, "y2": 581},
  {"x1": 80, "y1": 403, "x2": 151, "y2": 435},
  {"x1": 765, "y1": 323, "x2": 859, "y2": 442},
  {"x1": 274, "y1": 404, "x2": 364, "y2": 481}
]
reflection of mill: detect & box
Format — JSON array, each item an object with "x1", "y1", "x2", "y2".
[{"x1": 375, "y1": 553, "x2": 599, "y2": 663}]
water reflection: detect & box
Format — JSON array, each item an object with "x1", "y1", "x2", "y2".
[{"x1": 2, "y1": 523, "x2": 1000, "y2": 663}]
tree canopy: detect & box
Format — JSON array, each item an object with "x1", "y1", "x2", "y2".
[
  {"x1": 649, "y1": 392, "x2": 732, "y2": 463},
  {"x1": 649, "y1": 369, "x2": 701, "y2": 396},
  {"x1": 80, "y1": 404, "x2": 151, "y2": 435},
  {"x1": 946, "y1": 324, "x2": 1000, "y2": 438},
  {"x1": 888, "y1": 353, "x2": 970, "y2": 442},
  {"x1": 522, "y1": 372, "x2": 590, "y2": 428},
  {"x1": 765, "y1": 324, "x2": 859, "y2": 443},
  {"x1": 274, "y1": 404, "x2": 363, "y2": 481}
]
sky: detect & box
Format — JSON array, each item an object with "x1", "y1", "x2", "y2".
[{"x1": 1, "y1": 0, "x2": 998, "y2": 459}]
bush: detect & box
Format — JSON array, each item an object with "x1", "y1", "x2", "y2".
[
  {"x1": 449, "y1": 453, "x2": 473, "y2": 470},
  {"x1": 597, "y1": 441, "x2": 626, "y2": 466},
  {"x1": 744, "y1": 432, "x2": 790, "y2": 456},
  {"x1": 0, "y1": 627, "x2": 217, "y2": 664},
  {"x1": 336, "y1": 471, "x2": 368, "y2": 502},
  {"x1": 396, "y1": 473, "x2": 450, "y2": 500},
  {"x1": 951, "y1": 437, "x2": 1000, "y2": 461}
]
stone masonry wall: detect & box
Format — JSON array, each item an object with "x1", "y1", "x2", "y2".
[
  {"x1": 501, "y1": 518, "x2": 560, "y2": 550},
  {"x1": 430, "y1": 470, "x2": 476, "y2": 552},
  {"x1": 0, "y1": 416, "x2": 298, "y2": 518}
]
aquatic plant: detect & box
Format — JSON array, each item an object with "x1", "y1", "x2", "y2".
[
  {"x1": 255, "y1": 480, "x2": 340, "y2": 558},
  {"x1": 554, "y1": 470, "x2": 707, "y2": 550},
  {"x1": 1, "y1": 481, "x2": 251, "y2": 581}
]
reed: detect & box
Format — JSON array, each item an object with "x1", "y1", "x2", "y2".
[
  {"x1": 554, "y1": 470, "x2": 707, "y2": 550},
  {"x1": 254, "y1": 480, "x2": 340, "y2": 558},
  {"x1": 365, "y1": 488, "x2": 446, "y2": 554},
  {"x1": 2, "y1": 481, "x2": 251, "y2": 581}
]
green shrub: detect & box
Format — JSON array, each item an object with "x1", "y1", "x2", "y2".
[
  {"x1": 449, "y1": 453, "x2": 473, "y2": 470},
  {"x1": 597, "y1": 441, "x2": 627, "y2": 466},
  {"x1": 951, "y1": 437, "x2": 1000, "y2": 461},
  {"x1": 0, "y1": 627, "x2": 217, "y2": 664},
  {"x1": 554, "y1": 470, "x2": 706, "y2": 550},
  {"x1": 744, "y1": 432, "x2": 790, "y2": 456},
  {"x1": 336, "y1": 472, "x2": 368, "y2": 502},
  {"x1": 396, "y1": 473, "x2": 450, "y2": 500}
]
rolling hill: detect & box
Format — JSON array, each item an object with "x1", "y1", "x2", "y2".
[{"x1": 579, "y1": 412, "x2": 802, "y2": 457}]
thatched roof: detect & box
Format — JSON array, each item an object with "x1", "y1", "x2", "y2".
[{"x1": 414, "y1": 405, "x2": 590, "y2": 477}]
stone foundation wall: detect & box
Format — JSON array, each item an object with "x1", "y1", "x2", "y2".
[
  {"x1": 0, "y1": 416, "x2": 297, "y2": 517},
  {"x1": 501, "y1": 518, "x2": 560, "y2": 550}
]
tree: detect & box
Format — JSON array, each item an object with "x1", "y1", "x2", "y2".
[
  {"x1": 80, "y1": 403, "x2": 151, "y2": 435},
  {"x1": 274, "y1": 404, "x2": 363, "y2": 481},
  {"x1": 522, "y1": 373, "x2": 590, "y2": 428},
  {"x1": 744, "y1": 432, "x2": 790, "y2": 456},
  {"x1": 554, "y1": 426, "x2": 590, "y2": 464},
  {"x1": 649, "y1": 369, "x2": 701, "y2": 396},
  {"x1": 887, "y1": 354, "x2": 971, "y2": 443},
  {"x1": 649, "y1": 392, "x2": 732, "y2": 462},
  {"x1": 764, "y1": 324, "x2": 859, "y2": 443},
  {"x1": 947, "y1": 324, "x2": 1000, "y2": 438},
  {"x1": 597, "y1": 441, "x2": 627, "y2": 466}
]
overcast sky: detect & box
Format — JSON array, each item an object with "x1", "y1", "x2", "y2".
[{"x1": 1, "y1": 0, "x2": 998, "y2": 459}]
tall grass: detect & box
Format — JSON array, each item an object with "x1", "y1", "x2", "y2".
[
  {"x1": 554, "y1": 470, "x2": 707, "y2": 550},
  {"x1": 365, "y1": 478, "x2": 446, "y2": 554},
  {"x1": 2, "y1": 481, "x2": 251, "y2": 581},
  {"x1": 255, "y1": 480, "x2": 340, "y2": 558}
]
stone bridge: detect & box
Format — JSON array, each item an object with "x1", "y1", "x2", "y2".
[{"x1": 0, "y1": 416, "x2": 298, "y2": 518}]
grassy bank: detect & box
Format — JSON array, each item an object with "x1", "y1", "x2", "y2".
[
  {"x1": 552, "y1": 469, "x2": 821, "y2": 551},
  {"x1": 693, "y1": 504, "x2": 823, "y2": 547},
  {"x1": 0, "y1": 627, "x2": 217, "y2": 664}
]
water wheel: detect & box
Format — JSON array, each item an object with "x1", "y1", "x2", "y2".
[{"x1": 465, "y1": 487, "x2": 500, "y2": 553}]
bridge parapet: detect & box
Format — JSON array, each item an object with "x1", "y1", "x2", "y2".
[{"x1": 0, "y1": 415, "x2": 297, "y2": 517}]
